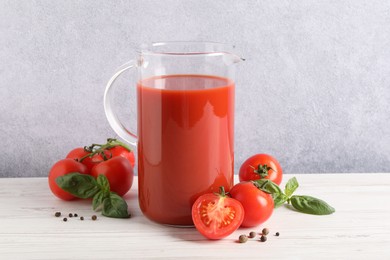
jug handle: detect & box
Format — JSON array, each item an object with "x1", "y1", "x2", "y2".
[{"x1": 103, "y1": 60, "x2": 137, "y2": 147}]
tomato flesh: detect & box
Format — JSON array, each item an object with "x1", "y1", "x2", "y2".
[{"x1": 192, "y1": 193, "x2": 244, "y2": 240}]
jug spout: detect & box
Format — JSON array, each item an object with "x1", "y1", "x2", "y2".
[
  {"x1": 232, "y1": 53, "x2": 245, "y2": 63},
  {"x1": 223, "y1": 52, "x2": 245, "y2": 66},
  {"x1": 218, "y1": 43, "x2": 244, "y2": 65}
]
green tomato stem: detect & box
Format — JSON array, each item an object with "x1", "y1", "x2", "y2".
[{"x1": 78, "y1": 138, "x2": 132, "y2": 162}]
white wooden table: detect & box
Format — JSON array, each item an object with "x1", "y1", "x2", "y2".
[{"x1": 0, "y1": 174, "x2": 389, "y2": 259}]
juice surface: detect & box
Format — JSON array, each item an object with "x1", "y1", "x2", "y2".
[{"x1": 137, "y1": 74, "x2": 235, "y2": 225}]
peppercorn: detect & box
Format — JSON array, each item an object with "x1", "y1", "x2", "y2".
[
  {"x1": 239, "y1": 235, "x2": 248, "y2": 243},
  {"x1": 74, "y1": 213, "x2": 78, "y2": 217},
  {"x1": 92, "y1": 215, "x2": 97, "y2": 221},
  {"x1": 63, "y1": 218, "x2": 67, "y2": 222},
  {"x1": 54, "y1": 212, "x2": 61, "y2": 217},
  {"x1": 80, "y1": 216, "x2": 84, "y2": 221},
  {"x1": 275, "y1": 232, "x2": 280, "y2": 236},
  {"x1": 68, "y1": 213, "x2": 73, "y2": 218},
  {"x1": 262, "y1": 228, "x2": 269, "y2": 236},
  {"x1": 249, "y1": 231, "x2": 257, "y2": 238},
  {"x1": 260, "y1": 235, "x2": 267, "y2": 242}
]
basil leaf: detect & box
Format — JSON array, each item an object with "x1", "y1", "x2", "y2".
[
  {"x1": 290, "y1": 195, "x2": 335, "y2": 215},
  {"x1": 254, "y1": 179, "x2": 287, "y2": 208},
  {"x1": 285, "y1": 177, "x2": 299, "y2": 197},
  {"x1": 274, "y1": 193, "x2": 289, "y2": 208},
  {"x1": 97, "y1": 174, "x2": 110, "y2": 192},
  {"x1": 254, "y1": 179, "x2": 283, "y2": 196},
  {"x1": 92, "y1": 190, "x2": 109, "y2": 211},
  {"x1": 102, "y1": 193, "x2": 130, "y2": 218},
  {"x1": 56, "y1": 173, "x2": 100, "y2": 199}
]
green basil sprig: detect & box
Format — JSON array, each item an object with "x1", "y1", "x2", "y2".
[
  {"x1": 253, "y1": 179, "x2": 288, "y2": 208},
  {"x1": 56, "y1": 173, "x2": 130, "y2": 218},
  {"x1": 254, "y1": 177, "x2": 335, "y2": 215}
]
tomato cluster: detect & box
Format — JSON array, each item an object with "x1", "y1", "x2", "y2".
[
  {"x1": 192, "y1": 154, "x2": 282, "y2": 240},
  {"x1": 48, "y1": 139, "x2": 135, "y2": 200}
]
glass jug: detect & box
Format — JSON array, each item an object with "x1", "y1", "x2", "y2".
[{"x1": 104, "y1": 42, "x2": 242, "y2": 226}]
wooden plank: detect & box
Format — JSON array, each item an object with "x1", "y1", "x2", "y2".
[{"x1": 0, "y1": 174, "x2": 389, "y2": 259}]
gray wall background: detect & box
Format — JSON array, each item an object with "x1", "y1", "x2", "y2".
[{"x1": 1, "y1": 0, "x2": 389, "y2": 177}]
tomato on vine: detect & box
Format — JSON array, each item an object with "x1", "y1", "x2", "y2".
[
  {"x1": 66, "y1": 148, "x2": 102, "y2": 173},
  {"x1": 101, "y1": 145, "x2": 135, "y2": 168},
  {"x1": 91, "y1": 156, "x2": 134, "y2": 196},
  {"x1": 48, "y1": 159, "x2": 89, "y2": 200},
  {"x1": 66, "y1": 138, "x2": 135, "y2": 173},
  {"x1": 49, "y1": 138, "x2": 135, "y2": 200}
]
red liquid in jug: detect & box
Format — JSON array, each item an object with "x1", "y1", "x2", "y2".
[{"x1": 137, "y1": 74, "x2": 234, "y2": 225}]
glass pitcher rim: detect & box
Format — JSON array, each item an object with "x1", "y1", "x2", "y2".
[{"x1": 138, "y1": 41, "x2": 243, "y2": 60}]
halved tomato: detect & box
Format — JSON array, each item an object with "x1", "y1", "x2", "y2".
[{"x1": 192, "y1": 188, "x2": 244, "y2": 240}]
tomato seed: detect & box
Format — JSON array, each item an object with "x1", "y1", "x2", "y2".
[
  {"x1": 262, "y1": 228, "x2": 269, "y2": 236},
  {"x1": 239, "y1": 235, "x2": 248, "y2": 243},
  {"x1": 63, "y1": 218, "x2": 67, "y2": 222},
  {"x1": 249, "y1": 231, "x2": 256, "y2": 238},
  {"x1": 260, "y1": 235, "x2": 267, "y2": 242},
  {"x1": 55, "y1": 212, "x2": 61, "y2": 217},
  {"x1": 69, "y1": 213, "x2": 73, "y2": 218},
  {"x1": 92, "y1": 215, "x2": 97, "y2": 221}
]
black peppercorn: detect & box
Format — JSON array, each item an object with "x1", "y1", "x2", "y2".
[
  {"x1": 55, "y1": 212, "x2": 61, "y2": 217},
  {"x1": 63, "y1": 218, "x2": 67, "y2": 222},
  {"x1": 80, "y1": 216, "x2": 84, "y2": 221},
  {"x1": 74, "y1": 213, "x2": 78, "y2": 217},
  {"x1": 239, "y1": 235, "x2": 248, "y2": 243},
  {"x1": 92, "y1": 215, "x2": 97, "y2": 221},
  {"x1": 275, "y1": 232, "x2": 280, "y2": 236},
  {"x1": 262, "y1": 228, "x2": 269, "y2": 236},
  {"x1": 260, "y1": 235, "x2": 267, "y2": 242},
  {"x1": 249, "y1": 231, "x2": 256, "y2": 238},
  {"x1": 68, "y1": 213, "x2": 73, "y2": 218}
]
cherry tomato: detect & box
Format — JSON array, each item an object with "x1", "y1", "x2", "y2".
[
  {"x1": 229, "y1": 182, "x2": 274, "y2": 228},
  {"x1": 102, "y1": 146, "x2": 135, "y2": 168},
  {"x1": 90, "y1": 156, "x2": 134, "y2": 196},
  {"x1": 66, "y1": 148, "x2": 102, "y2": 173},
  {"x1": 192, "y1": 190, "x2": 244, "y2": 240},
  {"x1": 48, "y1": 158, "x2": 89, "y2": 200},
  {"x1": 239, "y1": 154, "x2": 283, "y2": 185}
]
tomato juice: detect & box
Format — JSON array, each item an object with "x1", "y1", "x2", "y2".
[{"x1": 137, "y1": 74, "x2": 235, "y2": 225}]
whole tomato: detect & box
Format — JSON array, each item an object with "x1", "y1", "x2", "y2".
[
  {"x1": 229, "y1": 181, "x2": 274, "y2": 228},
  {"x1": 66, "y1": 148, "x2": 102, "y2": 173},
  {"x1": 239, "y1": 154, "x2": 283, "y2": 185},
  {"x1": 102, "y1": 146, "x2": 135, "y2": 168},
  {"x1": 48, "y1": 158, "x2": 89, "y2": 200},
  {"x1": 90, "y1": 156, "x2": 134, "y2": 196}
]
